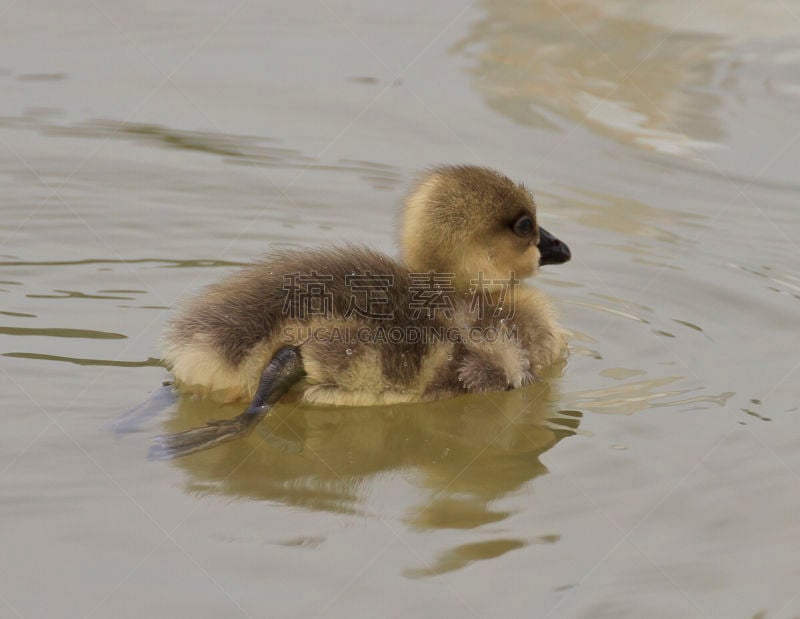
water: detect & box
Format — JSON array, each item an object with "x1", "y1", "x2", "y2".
[{"x1": 2, "y1": 1, "x2": 800, "y2": 617}]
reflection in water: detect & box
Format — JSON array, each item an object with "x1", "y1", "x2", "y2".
[
  {"x1": 566, "y1": 299, "x2": 650, "y2": 324},
  {"x1": 155, "y1": 360, "x2": 733, "y2": 575},
  {"x1": 547, "y1": 188, "x2": 707, "y2": 246},
  {"x1": 404, "y1": 538, "x2": 527, "y2": 578},
  {"x1": 3, "y1": 352, "x2": 162, "y2": 367},
  {"x1": 0, "y1": 111, "x2": 403, "y2": 191},
  {"x1": 0, "y1": 310, "x2": 36, "y2": 318},
  {"x1": 673, "y1": 318, "x2": 704, "y2": 333},
  {"x1": 736, "y1": 264, "x2": 800, "y2": 302},
  {"x1": 16, "y1": 73, "x2": 66, "y2": 82},
  {"x1": 163, "y1": 365, "x2": 575, "y2": 530},
  {"x1": 563, "y1": 375, "x2": 733, "y2": 416},
  {"x1": 0, "y1": 257, "x2": 248, "y2": 268},
  {"x1": 600, "y1": 367, "x2": 646, "y2": 380},
  {"x1": 0, "y1": 326, "x2": 126, "y2": 339},
  {"x1": 27, "y1": 289, "x2": 137, "y2": 300},
  {"x1": 453, "y1": 0, "x2": 726, "y2": 155}
]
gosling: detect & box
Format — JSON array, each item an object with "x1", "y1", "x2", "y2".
[{"x1": 150, "y1": 165, "x2": 571, "y2": 459}]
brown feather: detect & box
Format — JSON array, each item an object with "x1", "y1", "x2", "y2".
[{"x1": 162, "y1": 166, "x2": 569, "y2": 405}]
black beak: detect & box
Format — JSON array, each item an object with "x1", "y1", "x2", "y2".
[{"x1": 538, "y1": 227, "x2": 571, "y2": 266}]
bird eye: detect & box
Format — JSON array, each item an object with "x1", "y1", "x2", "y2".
[{"x1": 512, "y1": 214, "x2": 534, "y2": 237}]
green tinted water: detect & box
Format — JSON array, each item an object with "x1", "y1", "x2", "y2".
[{"x1": 2, "y1": 1, "x2": 799, "y2": 617}]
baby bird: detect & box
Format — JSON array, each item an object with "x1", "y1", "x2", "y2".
[{"x1": 151, "y1": 165, "x2": 571, "y2": 459}]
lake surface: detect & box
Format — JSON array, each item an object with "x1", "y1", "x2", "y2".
[{"x1": 2, "y1": 1, "x2": 800, "y2": 617}]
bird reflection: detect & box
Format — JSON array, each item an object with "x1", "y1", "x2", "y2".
[{"x1": 161, "y1": 362, "x2": 578, "y2": 531}]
